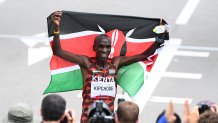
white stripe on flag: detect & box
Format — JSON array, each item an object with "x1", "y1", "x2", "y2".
[
  {"x1": 51, "y1": 65, "x2": 80, "y2": 75},
  {"x1": 49, "y1": 31, "x2": 102, "y2": 41},
  {"x1": 126, "y1": 37, "x2": 155, "y2": 43},
  {"x1": 109, "y1": 30, "x2": 119, "y2": 58},
  {"x1": 111, "y1": 29, "x2": 118, "y2": 46},
  {"x1": 147, "y1": 45, "x2": 164, "y2": 65}
]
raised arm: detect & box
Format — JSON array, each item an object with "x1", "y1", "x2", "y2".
[
  {"x1": 51, "y1": 11, "x2": 89, "y2": 69},
  {"x1": 113, "y1": 38, "x2": 163, "y2": 68}
]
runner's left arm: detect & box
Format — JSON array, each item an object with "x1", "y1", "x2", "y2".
[{"x1": 113, "y1": 40, "x2": 162, "y2": 67}]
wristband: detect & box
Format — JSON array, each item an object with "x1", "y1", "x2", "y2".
[{"x1": 53, "y1": 30, "x2": 60, "y2": 35}]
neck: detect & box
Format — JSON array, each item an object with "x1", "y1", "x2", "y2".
[{"x1": 96, "y1": 57, "x2": 107, "y2": 68}]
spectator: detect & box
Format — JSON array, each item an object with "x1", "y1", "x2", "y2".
[
  {"x1": 197, "y1": 100, "x2": 217, "y2": 115},
  {"x1": 198, "y1": 110, "x2": 218, "y2": 123},
  {"x1": 156, "y1": 100, "x2": 181, "y2": 123},
  {"x1": 3, "y1": 103, "x2": 34, "y2": 123},
  {"x1": 184, "y1": 100, "x2": 218, "y2": 123},
  {"x1": 41, "y1": 94, "x2": 76, "y2": 123},
  {"x1": 115, "y1": 101, "x2": 139, "y2": 123}
]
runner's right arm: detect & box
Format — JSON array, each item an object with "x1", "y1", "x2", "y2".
[{"x1": 51, "y1": 11, "x2": 89, "y2": 69}]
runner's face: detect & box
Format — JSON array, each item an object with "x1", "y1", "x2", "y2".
[{"x1": 94, "y1": 38, "x2": 111, "y2": 60}]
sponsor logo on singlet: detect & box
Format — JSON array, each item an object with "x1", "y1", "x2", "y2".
[{"x1": 91, "y1": 76, "x2": 116, "y2": 98}]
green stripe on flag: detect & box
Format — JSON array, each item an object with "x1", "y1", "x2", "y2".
[
  {"x1": 43, "y1": 69, "x2": 83, "y2": 94},
  {"x1": 44, "y1": 63, "x2": 145, "y2": 97},
  {"x1": 117, "y1": 62, "x2": 144, "y2": 97}
]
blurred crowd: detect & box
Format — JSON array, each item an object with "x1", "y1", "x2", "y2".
[{"x1": 2, "y1": 94, "x2": 218, "y2": 123}]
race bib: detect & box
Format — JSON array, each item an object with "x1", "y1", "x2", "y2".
[{"x1": 91, "y1": 82, "x2": 116, "y2": 98}]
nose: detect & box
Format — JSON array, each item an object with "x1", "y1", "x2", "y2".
[{"x1": 102, "y1": 46, "x2": 109, "y2": 52}]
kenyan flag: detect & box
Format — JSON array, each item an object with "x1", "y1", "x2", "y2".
[{"x1": 44, "y1": 11, "x2": 169, "y2": 97}]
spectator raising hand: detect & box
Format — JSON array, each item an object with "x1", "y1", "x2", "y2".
[
  {"x1": 164, "y1": 101, "x2": 177, "y2": 123},
  {"x1": 183, "y1": 100, "x2": 199, "y2": 123},
  {"x1": 41, "y1": 94, "x2": 76, "y2": 123},
  {"x1": 156, "y1": 100, "x2": 181, "y2": 123},
  {"x1": 64, "y1": 109, "x2": 76, "y2": 123}
]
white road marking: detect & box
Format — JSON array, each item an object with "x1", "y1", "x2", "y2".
[
  {"x1": 21, "y1": 33, "x2": 51, "y2": 66},
  {"x1": 77, "y1": 92, "x2": 82, "y2": 98},
  {"x1": 180, "y1": 46, "x2": 218, "y2": 52},
  {"x1": 0, "y1": 0, "x2": 6, "y2": 4},
  {"x1": 0, "y1": 33, "x2": 52, "y2": 66},
  {"x1": 176, "y1": 0, "x2": 201, "y2": 25},
  {"x1": 132, "y1": 39, "x2": 182, "y2": 113},
  {"x1": 28, "y1": 47, "x2": 52, "y2": 66},
  {"x1": 20, "y1": 33, "x2": 49, "y2": 47},
  {"x1": 163, "y1": 72, "x2": 202, "y2": 79},
  {"x1": 175, "y1": 50, "x2": 210, "y2": 57},
  {"x1": 150, "y1": 96, "x2": 192, "y2": 104},
  {"x1": 0, "y1": 34, "x2": 35, "y2": 39},
  {"x1": 0, "y1": 33, "x2": 49, "y2": 47}
]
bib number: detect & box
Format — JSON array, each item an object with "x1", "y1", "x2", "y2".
[{"x1": 91, "y1": 82, "x2": 116, "y2": 98}]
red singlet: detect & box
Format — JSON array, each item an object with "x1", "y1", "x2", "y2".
[{"x1": 80, "y1": 58, "x2": 117, "y2": 123}]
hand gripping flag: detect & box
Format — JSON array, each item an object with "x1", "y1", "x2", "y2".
[{"x1": 44, "y1": 11, "x2": 169, "y2": 97}]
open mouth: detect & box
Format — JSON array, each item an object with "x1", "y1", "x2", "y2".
[
  {"x1": 101, "y1": 52, "x2": 109, "y2": 58},
  {"x1": 101, "y1": 53, "x2": 108, "y2": 57}
]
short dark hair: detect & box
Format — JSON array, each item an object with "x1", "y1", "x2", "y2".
[
  {"x1": 116, "y1": 101, "x2": 139, "y2": 123},
  {"x1": 94, "y1": 34, "x2": 111, "y2": 45},
  {"x1": 41, "y1": 94, "x2": 66, "y2": 121},
  {"x1": 199, "y1": 111, "x2": 218, "y2": 123}
]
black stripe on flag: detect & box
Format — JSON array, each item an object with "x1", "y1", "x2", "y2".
[{"x1": 47, "y1": 11, "x2": 169, "y2": 40}]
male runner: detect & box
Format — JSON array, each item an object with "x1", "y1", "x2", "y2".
[{"x1": 51, "y1": 11, "x2": 164, "y2": 123}]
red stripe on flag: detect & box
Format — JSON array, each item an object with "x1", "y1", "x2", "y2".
[
  {"x1": 50, "y1": 34, "x2": 98, "y2": 70},
  {"x1": 107, "y1": 30, "x2": 126, "y2": 57},
  {"x1": 125, "y1": 39, "x2": 158, "y2": 72},
  {"x1": 125, "y1": 40, "x2": 154, "y2": 56},
  {"x1": 143, "y1": 54, "x2": 158, "y2": 72},
  {"x1": 50, "y1": 31, "x2": 126, "y2": 70},
  {"x1": 50, "y1": 55, "x2": 75, "y2": 70}
]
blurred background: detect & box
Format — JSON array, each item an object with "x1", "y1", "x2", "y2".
[{"x1": 0, "y1": 0, "x2": 218, "y2": 122}]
